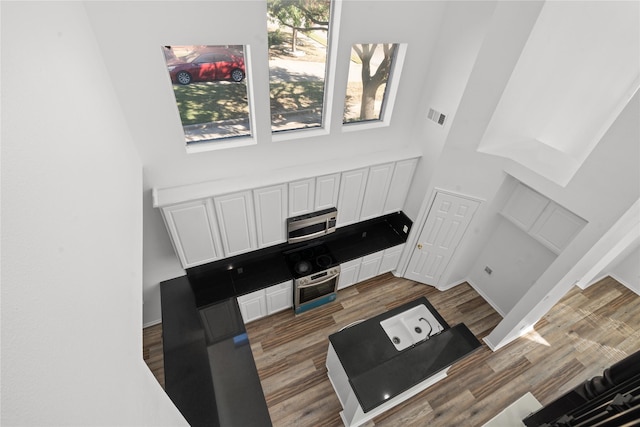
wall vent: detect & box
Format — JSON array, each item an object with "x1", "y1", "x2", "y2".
[{"x1": 427, "y1": 108, "x2": 446, "y2": 126}]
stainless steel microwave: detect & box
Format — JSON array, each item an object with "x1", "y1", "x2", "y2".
[{"x1": 287, "y1": 207, "x2": 337, "y2": 243}]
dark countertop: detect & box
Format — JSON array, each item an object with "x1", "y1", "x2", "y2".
[
  {"x1": 328, "y1": 297, "x2": 481, "y2": 413},
  {"x1": 161, "y1": 276, "x2": 272, "y2": 427},
  {"x1": 185, "y1": 211, "x2": 413, "y2": 309},
  {"x1": 325, "y1": 213, "x2": 411, "y2": 263}
]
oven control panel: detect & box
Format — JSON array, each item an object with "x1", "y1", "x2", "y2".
[{"x1": 297, "y1": 266, "x2": 341, "y2": 286}]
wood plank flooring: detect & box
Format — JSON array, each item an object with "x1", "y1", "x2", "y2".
[{"x1": 143, "y1": 274, "x2": 640, "y2": 426}]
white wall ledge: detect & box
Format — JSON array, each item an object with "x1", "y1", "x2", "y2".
[{"x1": 153, "y1": 147, "x2": 421, "y2": 207}]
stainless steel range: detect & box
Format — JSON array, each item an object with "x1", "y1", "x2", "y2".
[{"x1": 284, "y1": 242, "x2": 340, "y2": 314}]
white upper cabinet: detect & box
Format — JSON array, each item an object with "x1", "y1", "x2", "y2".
[
  {"x1": 360, "y1": 163, "x2": 395, "y2": 221},
  {"x1": 253, "y1": 184, "x2": 287, "y2": 248},
  {"x1": 289, "y1": 178, "x2": 315, "y2": 216},
  {"x1": 501, "y1": 183, "x2": 549, "y2": 231},
  {"x1": 383, "y1": 158, "x2": 418, "y2": 214},
  {"x1": 530, "y1": 203, "x2": 586, "y2": 254},
  {"x1": 502, "y1": 182, "x2": 586, "y2": 254},
  {"x1": 315, "y1": 173, "x2": 340, "y2": 211},
  {"x1": 214, "y1": 190, "x2": 258, "y2": 257},
  {"x1": 337, "y1": 168, "x2": 369, "y2": 227},
  {"x1": 161, "y1": 199, "x2": 223, "y2": 268},
  {"x1": 156, "y1": 155, "x2": 420, "y2": 267}
]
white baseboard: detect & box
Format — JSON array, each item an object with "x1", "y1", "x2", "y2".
[
  {"x1": 609, "y1": 273, "x2": 640, "y2": 296},
  {"x1": 580, "y1": 273, "x2": 640, "y2": 297},
  {"x1": 143, "y1": 318, "x2": 162, "y2": 329},
  {"x1": 436, "y1": 279, "x2": 467, "y2": 291},
  {"x1": 465, "y1": 278, "x2": 507, "y2": 317},
  {"x1": 578, "y1": 273, "x2": 609, "y2": 290}
]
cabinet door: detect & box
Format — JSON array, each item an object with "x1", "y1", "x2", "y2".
[
  {"x1": 254, "y1": 184, "x2": 287, "y2": 248},
  {"x1": 337, "y1": 168, "x2": 369, "y2": 227},
  {"x1": 360, "y1": 163, "x2": 395, "y2": 221},
  {"x1": 383, "y1": 159, "x2": 418, "y2": 214},
  {"x1": 315, "y1": 173, "x2": 340, "y2": 211},
  {"x1": 379, "y1": 244, "x2": 405, "y2": 274},
  {"x1": 502, "y1": 183, "x2": 549, "y2": 231},
  {"x1": 530, "y1": 203, "x2": 586, "y2": 254},
  {"x1": 337, "y1": 258, "x2": 362, "y2": 290},
  {"x1": 358, "y1": 251, "x2": 384, "y2": 282},
  {"x1": 162, "y1": 199, "x2": 223, "y2": 268},
  {"x1": 237, "y1": 289, "x2": 267, "y2": 323},
  {"x1": 289, "y1": 178, "x2": 315, "y2": 216},
  {"x1": 265, "y1": 280, "x2": 293, "y2": 314},
  {"x1": 214, "y1": 191, "x2": 258, "y2": 257}
]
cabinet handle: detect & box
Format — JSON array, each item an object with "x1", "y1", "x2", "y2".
[{"x1": 417, "y1": 243, "x2": 423, "y2": 250}]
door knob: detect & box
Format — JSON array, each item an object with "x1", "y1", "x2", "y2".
[{"x1": 417, "y1": 243, "x2": 423, "y2": 250}]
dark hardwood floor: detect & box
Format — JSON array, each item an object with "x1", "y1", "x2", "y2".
[{"x1": 143, "y1": 274, "x2": 640, "y2": 426}]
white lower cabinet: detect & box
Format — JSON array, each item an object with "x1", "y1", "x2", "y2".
[
  {"x1": 338, "y1": 258, "x2": 362, "y2": 290},
  {"x1": 237, "y1": 280, "x2": 293, "y2": 323},
  {"x1": 338, "y1": 245, "x2": 405, "y2": 291},
  {"x1": 358, "y1": 251, "x2": 384, "y2": 282},
  {"x1": 237, "y1": 289, "x2": 267, "y2": 324},
  {"x1": 379, "y1": 244, "x2": 405, "y2": 274},
  {"x1": 265, "y1": 280, "x2": 293, "y2": 314}
]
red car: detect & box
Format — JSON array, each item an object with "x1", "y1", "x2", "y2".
[{"x1": 167, "y1": 47, "x2": 246, "y2": 85}]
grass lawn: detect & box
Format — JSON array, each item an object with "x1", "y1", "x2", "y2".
[{"x1": 173, "y1": 80, "x2": 327, "y2": 125}]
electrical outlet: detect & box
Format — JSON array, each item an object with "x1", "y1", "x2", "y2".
[{"x1": 484, "y1": 266, "x2": 492, "y2": 275}]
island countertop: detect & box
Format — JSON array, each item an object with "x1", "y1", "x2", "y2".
[{"x1": 328, "y1": 297, "x2": 482, "y2": 413}]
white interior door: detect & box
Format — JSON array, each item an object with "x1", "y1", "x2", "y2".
[{"x1": 405, "y1": 192, "x2": 479, "y2": 286}]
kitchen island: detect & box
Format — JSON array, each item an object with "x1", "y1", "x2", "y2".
[{"x1": 327, "y1": 297, "x2": 481, "y2": 427}]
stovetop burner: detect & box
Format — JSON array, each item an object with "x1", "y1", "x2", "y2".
[
  {"x1": 284, "y1": 242, "x2": 338, "y2": 278},
  {"x1": 294, "y1": 260, "x2": 313, "y2": 275},
  {"x1": 316, "y1": 254, "x2": 332, "y2": 268}
]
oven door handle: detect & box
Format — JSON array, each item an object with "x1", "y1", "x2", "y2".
[
  {"x1": 297, "y1": 275, "x2": 339, "y2": 289},
  {"x1": 288, "y1": 229, "x2": 327, "y2": 243}
]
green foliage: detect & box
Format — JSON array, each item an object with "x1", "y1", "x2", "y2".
[
  {"x1": 268, "y1": 29, "x2": 287, "y2": 47},
  {"x1": 267, "y1": 0, "x2": 330, "y2": 32}
]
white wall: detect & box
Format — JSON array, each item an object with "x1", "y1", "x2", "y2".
[
  {"x1": 484, "y1": 90, "x2": 640, "y2": 349},
  {"x1": 468, "y1": 219, "x2": 557, "y2": 315},
  {"x1": 1, "y1": 2, "x2": 186, "y2": 425},
  {"x1": 83, "y1": 0, "x2": 448, "y2": 325},
  {"x1": 588, "y1": 235, "x2": 640, "y2": 296},
  {"x1": 609, "y1": 244, "x2": 640, "y2": 295},
  {"x1": 400, "y1": 0, "x2": 545, "y2": 287}
]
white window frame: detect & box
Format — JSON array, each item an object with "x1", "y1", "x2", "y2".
[
  {"x1": 271, "y1": 0, "x2": 342, "y2": 142},
  {"x1": 183, "y1": 45, "x2": 258, "y2": 154}
]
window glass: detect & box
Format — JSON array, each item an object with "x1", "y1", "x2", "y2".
[
  {"x1": 267, "y1": 0, "x2": 331, "y2": 133},
  {"x1": 344, "y1": 43, "x2": 398, "y2": 124},
  {"x1": 162, "y1": 45, "x2": 251, "y2": 144}
]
